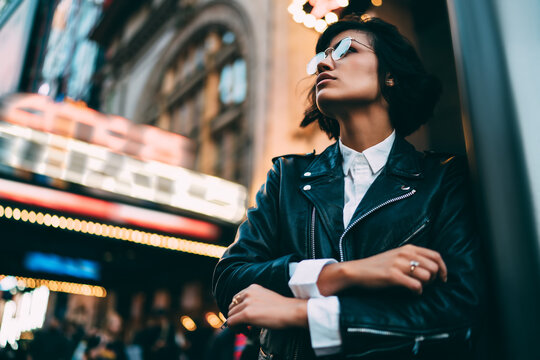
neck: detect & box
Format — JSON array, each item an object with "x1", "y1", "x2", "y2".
[{"x1": 337, "y1": 104, "x2": 393, "y2": 153}]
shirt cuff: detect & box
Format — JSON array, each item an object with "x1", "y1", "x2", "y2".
[
  {"x1": 288, "y1": 262, "x2": 298, "y2": 277},
  {"x1": 288, "y1": 259, "x2": 337, "y2": 299},
  {"x1": 307, "y1": 296, "x2": 342, "y2": 356}
]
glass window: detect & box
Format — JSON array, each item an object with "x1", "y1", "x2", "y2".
[
  {"x1": 219, "y1": 58, "x2": 247, "y2": 106},
  {"x1": 157, "y1": 27, "x2": 248, "y2": 185}
]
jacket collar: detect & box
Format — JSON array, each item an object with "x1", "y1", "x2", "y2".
[
  {"x1": 301, "y1": 140, "x2": 342, "y2": 179},
  {"x1": 299, "y1": 135, "x2": 424, "y2": 243},
  {"x1": 302, "y1": 135, "x2": 424, "y2": 180},
  {"x1": 384, "y1": 135, "x2": 424, "y2": 179}
]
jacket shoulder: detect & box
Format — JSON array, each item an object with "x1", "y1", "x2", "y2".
[
  {"x1": 271, "y1": 150, "x2": 317, "y2": 165},
  {"x1": 422, "y1": 151, "x2": 469, "y2": 181},
  {"x1": 423, "y1": 150, "x2": 466, "y2": 166}
]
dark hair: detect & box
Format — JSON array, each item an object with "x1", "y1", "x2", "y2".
[{"x1": 300, "y1": 15, "x2": 442, "y2": 139}]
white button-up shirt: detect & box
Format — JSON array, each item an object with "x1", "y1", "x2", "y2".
[{"x1": 288, "y1": 130, "x2": 396, "y2": 356}]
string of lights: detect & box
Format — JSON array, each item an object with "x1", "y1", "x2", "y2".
[
  {"x1": 0, "y1": 274, "x2": 106, "y2": 298},
  {"x1": 0, "y1": 204, "x2": 228, "y2": 259},
  {"x1": 288, "y1": 0, "x2": 383, "y2": 33},
  {"x1": 288, "y1": 0, "x2": 344, "y2": 32}
]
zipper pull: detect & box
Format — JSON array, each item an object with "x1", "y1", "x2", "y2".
[{"x1": 412, "y1": 336, "x2": 423, "y2": 355}]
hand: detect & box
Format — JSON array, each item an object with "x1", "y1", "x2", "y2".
[
  {"x1": 318, "y1": 244, "x2": 447, "y2": 295},
  {"x1": 227, "y1": 284, "x2": 308, "y2": 329}
]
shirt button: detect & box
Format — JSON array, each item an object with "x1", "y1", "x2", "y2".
[
  {"x1": 303, "y1": 185, "x2": 312, "y2": 191},
  {"x1": 304, "y1": 172, "x2": 311, "y2": 177}
]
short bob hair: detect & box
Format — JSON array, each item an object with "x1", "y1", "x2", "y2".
[{"x1": 301, "y1": 15, "x2": 442, "y2": 139}]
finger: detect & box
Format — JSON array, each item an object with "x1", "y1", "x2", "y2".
[
  {"x1": 228, "y1": 301, "x2": 248, "y2": 318},
  {"x1": 395, "y1": 271, "x2": 423, "y2": 294},
  {"x1": 227, "y1": 312, "x2": 246, "y2": 327},
  {"x1": 228, "y1": 291, "x2": 247, "y2": 311},
  {"x1": 413, "y1": 256, "x2": 440, "y2": 282},
  {"x1": 415, "y1": 248, "x2": 448, "y2": 282},
  {"x1": 229, "y1": 297, "x2": 245, "y2": 312},
  {"x1": 228, "y1": 304, "x2": 258, "y2": 328},
  {"x1": 229, "y1": 299, "x2": 240, "y2": 312},
  {"x1": 408, "y1": 266, "x2": 432, "y2": 284}
]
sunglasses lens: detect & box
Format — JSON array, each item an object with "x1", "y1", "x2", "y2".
[
  {"x1": 332, "y1": 37, "x2": 351, "y2": 61},
  {"x1": 306, "y1": 52, "x2": 326, "y2": 75}
]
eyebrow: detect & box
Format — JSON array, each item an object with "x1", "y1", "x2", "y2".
[
  {"x1": 330, "y1": 37, "x2": 368, "y2": 48},
  {"x1": 329, "y1": 37, "x2": 348, "y2": 48}
]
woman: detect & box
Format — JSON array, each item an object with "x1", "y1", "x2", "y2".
[{"x1": 213, "y1": 15, "x2": 481, "y2": 359}]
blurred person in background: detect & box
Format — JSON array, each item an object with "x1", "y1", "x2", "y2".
[
  {"x1": 27, "y1": 317, "x2": 71, "y2": 360},
  {"x1": 213, "y1": 15, "x2": 482, "y2": 359},
  {"x1": 65, "y1": 305, "x2": 90, "y2": 358},
  {"x1": 72, "y1": 312, "x2": 127, "y2": 360},
  {"x1": 133, "y1": 308, "x2": 182, "y2": 360}
]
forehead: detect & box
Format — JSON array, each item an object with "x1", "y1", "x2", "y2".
[{"x1": 328, "y1": 30, "x2": 370, "y2": 48}]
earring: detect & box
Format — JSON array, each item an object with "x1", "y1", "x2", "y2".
[{"x1": 385, "y1": 78, "x2": 395, "y2": 87}]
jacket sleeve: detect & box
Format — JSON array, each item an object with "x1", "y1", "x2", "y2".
[
  {"x1": 212, "y1": 159, "x2": 298, "y2": 317},
  {"x1": 338, "y1": 157, "x2": 483, "y2": 358}
]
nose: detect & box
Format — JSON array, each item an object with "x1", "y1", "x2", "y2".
[{"x1": 317, "y1": 54, "x2": 335, "y2": 73}]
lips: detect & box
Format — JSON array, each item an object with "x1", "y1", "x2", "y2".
[{"x1": 316, "y1": 73, "x2": 336, "y2": 86}]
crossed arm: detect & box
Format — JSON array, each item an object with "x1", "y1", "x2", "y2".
[{"x1": 226, "y1": 244, "x2": 448, "y2": 329}]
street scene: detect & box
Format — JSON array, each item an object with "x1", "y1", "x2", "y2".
[{"x1": 0, "y1": 0, "x2": 538, "y2": 359}]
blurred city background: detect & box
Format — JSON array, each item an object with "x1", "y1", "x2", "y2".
[{"x1": 0, "y1": 0, "x2": 538, "y2": 359}]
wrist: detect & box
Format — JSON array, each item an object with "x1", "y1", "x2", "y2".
[
  {"x1": 335, "y1": 262, "x2": 352, "y2": 291},
  {"x1": 289, "y1": 298, "x2": 308, "y2": 328},
  {"x1": 317, "y1": 262, "x2": 349, "y2": 296}
]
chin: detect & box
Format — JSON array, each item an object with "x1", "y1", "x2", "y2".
[
  {"x1": 316, "y1": 94, "x2": 359, "y2": 115},
  {"x1": 316, "y1": 91, "x2": 342, "y2": 108},
  {"x1": 315, "y1": 98, "x2": 335, "y2": 117},
  {"x1": 319, "y1": 91, "x2": 381, "y2": 110},
  {"x1": 316, "y1": 103, "x2": 339, "y2": 119}
]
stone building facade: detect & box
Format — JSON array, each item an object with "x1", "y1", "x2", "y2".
[{"x1": 92, "y1": 0, "x2": 464, "y2": 201}]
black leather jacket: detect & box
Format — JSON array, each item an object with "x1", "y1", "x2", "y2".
[{"x1": 213, "y1": 136, "x2": 482, "y2": 359}]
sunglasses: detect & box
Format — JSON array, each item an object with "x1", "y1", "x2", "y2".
[{"x1": 306, "y1": 37, "x2": 374, "y2": 75}]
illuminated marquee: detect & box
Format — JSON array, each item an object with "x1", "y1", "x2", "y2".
[
  {"x1": 0, "y1": 94, "x2": 247, "y2": 224},
  {"x1": 0, "y1": 94, "x2": 192, "y2": 167}
]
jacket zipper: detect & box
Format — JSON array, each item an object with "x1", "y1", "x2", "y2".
[
  {"x1": 411, "y1": 333, "x2": 450, "y2": 354},
  {"x1": 310, "y1": 206, "x2": 316, "y2": 259},
  {"x1": 292, "y1": 333, "x2": 304, "y2": 360},
  {"x1": 398, "y1": 219, "x2": 430, "y2": 247},
  {"x1": 347, "y1": 327, "x2": 451, "y2": 355},
  {"x1": 346, "y1": 329, "x2": 450, "y2": 341},
  {"x1": 339, "y1": 190, "x2": 416, "y2": 262}
]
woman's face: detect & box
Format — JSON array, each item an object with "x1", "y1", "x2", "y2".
[{"x1": 315, "y1": 30, "x2": 381, "y2": 117}]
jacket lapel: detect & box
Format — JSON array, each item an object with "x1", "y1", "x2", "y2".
[{"x1": 300, "y1": 142, "x2": 345, "y2": 236}]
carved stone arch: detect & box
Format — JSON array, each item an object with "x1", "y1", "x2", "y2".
[{"x1": 134, "y1": 0, "x2": 255, "y2": 127}]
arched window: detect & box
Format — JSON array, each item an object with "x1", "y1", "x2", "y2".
[{"x1": 156, "y1": 27, "x2": 248, "y2": 185}]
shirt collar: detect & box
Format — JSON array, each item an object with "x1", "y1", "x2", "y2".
[{"x1": 339, "y1": 130, "x2": 396, "y2": 175}]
